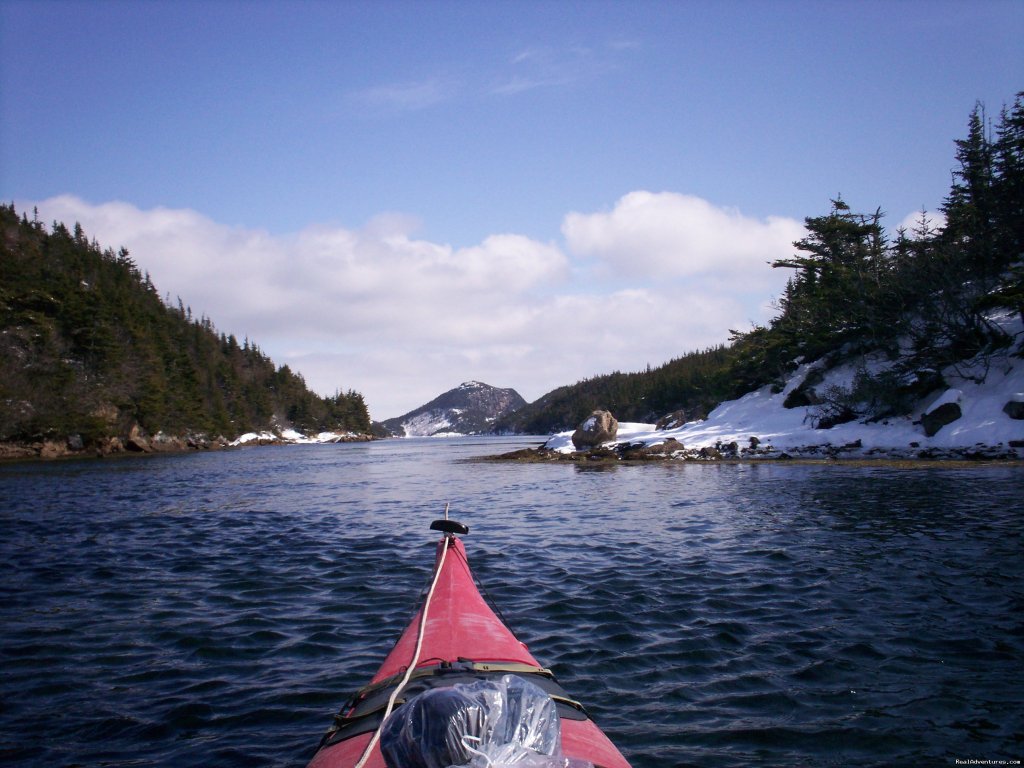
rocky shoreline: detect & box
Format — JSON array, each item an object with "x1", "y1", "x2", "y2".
[
  {"x1": 0, "y1": 427, "x2": 376, "y2": 462},
  {"x1": 484, "y1": 438, "x2": 1024, "y2": 464},
  {"x1": 0, "y1": 426, "x2": 230, "y2": 461},
  {"x1": 482, "y1": 401, "x2": 1024, "y2": 464}
]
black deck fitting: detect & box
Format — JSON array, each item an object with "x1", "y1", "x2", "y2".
[{"x1": 430, "y1": 519, "x2": 469, "y2": 536}]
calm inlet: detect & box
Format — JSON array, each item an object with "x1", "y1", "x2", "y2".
[{"x1": 1, "y1": 437, "x2": 1022, "y2": 767}]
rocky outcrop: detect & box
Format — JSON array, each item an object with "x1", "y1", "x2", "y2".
[
  {"x1": 126, "y1": 424, "x2": 152, "y2": 453},
  {"x1": 0, "y1": 431, "x2": 230, "y2": 462},
  {"x1": 489, "y1": 435, "x2": 1023, "y2": 464},
  {"x1": 1004, "y1": 395, "x2": 1024, "y2": 420},
  {"x1": 0, "y1": 442, "x2": 37, "y2": 460},
  {"x1": 655, "y1": 410, "x2": 686, "y2": 430},
  {"x1": 490, "y1": 436, "x2": 785, "y2": 463},
  {"x1": 655, "y1": 406, "x2": 710, "y2": 430},
  {"x1": 96, "y1": 436, "x2": 125, "y2": 455},
  {"x1": 656, "y1": 410, "x2": 687, "y2": 430},
  {"x1": 150, "y1": 433, "x2": 188, "y2": 452},
  {"x1": 618, "y1": 437, "x2": 684, "y2": 460},
  {"x1": 38, "y1": 440, "x2": 66, "y2": 460},
  {"x1": 571, "y1": 410, "x2": 618, "y2": 449},
  {"x1": 783, "y1": 366, "x2": 826, "y2": 408},
  {"x1": 921, "y1": 390, "x2": 963, "y2": 437},
  {"x1": 318, "y1": 433, "x2": 373, "y2": 443}
]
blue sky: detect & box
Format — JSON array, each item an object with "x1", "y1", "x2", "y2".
[{"x1": 2, "y1": 0, "x2": 1022, "y2": 420}]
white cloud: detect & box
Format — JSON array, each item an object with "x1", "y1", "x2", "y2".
[
  {"x1": 563, "y1": 191, "x2": 805, "y2": 288},
  {"x1": 27, "y1": 194, "x2": 803, "y2": 421}
]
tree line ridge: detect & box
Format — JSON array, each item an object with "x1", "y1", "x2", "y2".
[{"x1": 0, "y1": 205, "x2": 370, "y2": 456}]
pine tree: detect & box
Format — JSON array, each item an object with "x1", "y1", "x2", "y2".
[
  {"x1": 770, "y1": 198, "x2": 891, "y2": 361},
  {"x1": 942, "y1": 102, "x2": 1001, "y2": 283},
  {"x1": 992, "y1": 92, "x2": 1024, "y2": 268}
]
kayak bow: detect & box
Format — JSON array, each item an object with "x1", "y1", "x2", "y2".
[{"x1": 307, "y1": 517, "x2": 632, "y2": 768}]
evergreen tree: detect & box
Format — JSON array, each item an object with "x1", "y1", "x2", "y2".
[
  {"x1": 942, "y1": 102, "x2": 1002, "y2": 284},
  {"x1": 770, "y1": 199, "x2": 891, "y2": 362},
  {"x1": 992, "y1": 92, "x2": 1024, "y2": 269}
]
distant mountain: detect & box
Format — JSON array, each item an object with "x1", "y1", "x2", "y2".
[{"x1": 379, "y1": 382, "x2": 526, "y2": 436}]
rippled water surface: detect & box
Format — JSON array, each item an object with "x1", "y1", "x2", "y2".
[{"x1": 2, "y1": 438, "x2": 1023, "y2": 767}]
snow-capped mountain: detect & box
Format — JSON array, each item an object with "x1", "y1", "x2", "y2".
[{"x1": 378, "y1": 381, "x2": 526, "y2": 437}]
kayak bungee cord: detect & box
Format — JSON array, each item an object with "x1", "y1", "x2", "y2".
[{"x1": 351, "y1": 507, "x2": 454, "y2": 768}]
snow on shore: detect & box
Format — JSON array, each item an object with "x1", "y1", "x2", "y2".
[
  {"x1": 231, "y1": 314, "x2": 1023, "y2": 459},
  {"x1": 230, "y1": 430, "x2": 366, "y2": 446},
  {"x1": 545, "y1": 320, "x2": 1024, "y2": 460}
]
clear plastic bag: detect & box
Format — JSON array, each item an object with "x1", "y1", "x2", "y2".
[{"x1": 380, "y1": 674, "x2": 593, "y2": 768}]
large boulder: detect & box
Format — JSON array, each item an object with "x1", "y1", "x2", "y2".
[
  {"x1": 126, "y1": 424, "x2": 152, "y2": 453},
  {"x1": 96, "y1": 436, "x2": 124, "y2": 456},
  {"x1": 655, "y1": 410, "x2": 686, "y2": 431},
  {"x1": 921, "y1": 390, "x2": 963, "y2": 437},
  {"x1": 1003, "y1": 394, "x2": 1024, "y2": 420},
  {"x1": 783, "y1": 366, "x2": 826, "y2": 409},
  {"x1": 39, "y1": 440, "x2": 67, "y2": 459},
  {"x1": 572, "y1": 410, "x2": 618, "y2": 449},
  {"x1": 150, "y1": 432, "x2": 187, "y2": 453}
]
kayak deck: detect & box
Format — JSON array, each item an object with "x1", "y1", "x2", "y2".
[{"x1": 307, "y1": 525, "x2": 631, "y2": 768}]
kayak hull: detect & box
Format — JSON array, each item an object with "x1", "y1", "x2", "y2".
[{"x1": 307, "y1": 534, "x2": 631, "y2": 768}]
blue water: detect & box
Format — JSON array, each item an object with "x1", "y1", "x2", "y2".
[{"x1": 1, "y1": 438, "x2": 1022, "y2": 767}]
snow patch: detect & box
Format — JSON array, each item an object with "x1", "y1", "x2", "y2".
[
  {"x1": 230, "y1": 430, "x2": 363, "y2": 446},
  {"x1": 543, "y1": 353, "x2": 1024, "y2": 459},
  {"x1": 927, "y1": 389, "x2": 963, "y2": 412},
  {"x1": 402, "y1": 409, "x2": 452, "y2": 437}
]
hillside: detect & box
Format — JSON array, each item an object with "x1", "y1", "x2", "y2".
[
  {"x1": 492, "y1": 346, "x2": 733, "y2": 434},
  {"x1": 540, "y1": 309, "x2": 1024, "y2": 461},
  {"x1": 0, "y1": 204, "x2": 370, "y2": 456},
  {"x1": 379, "y1": 381, "x2": 525, "y2": 436},
  {"x1": 495, "y1": 92, "x2": 1024, "y2": 441}
]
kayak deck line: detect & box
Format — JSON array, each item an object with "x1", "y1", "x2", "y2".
[
  {"x1": 348, "y1": 520, "x2": 457, "y2": 767},
  {"x1": 340, "y1": 660, "x2": 567, "y2": 711},
  {"x1": 307, "y1": 515, "x2": 633, "y2": 768},
  {"x1": 335, "y1": 659, "x2": 581, "y2": 720}
]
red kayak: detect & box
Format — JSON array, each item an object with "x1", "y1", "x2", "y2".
[{"x1": 307, "y1": 518, "x2": 632, "y2": 768}]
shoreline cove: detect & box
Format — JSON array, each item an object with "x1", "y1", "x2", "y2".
[
  {"x1": 479, "y1": 444, "x2": 1024, "y2": 466},
  {"x1": 0, "y1": 431, "x2": 377, "y2": 463}
]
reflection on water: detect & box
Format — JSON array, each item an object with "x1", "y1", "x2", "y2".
[{"x1": 1, "y1": 439, "x2": 1022, "y2": 767}]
